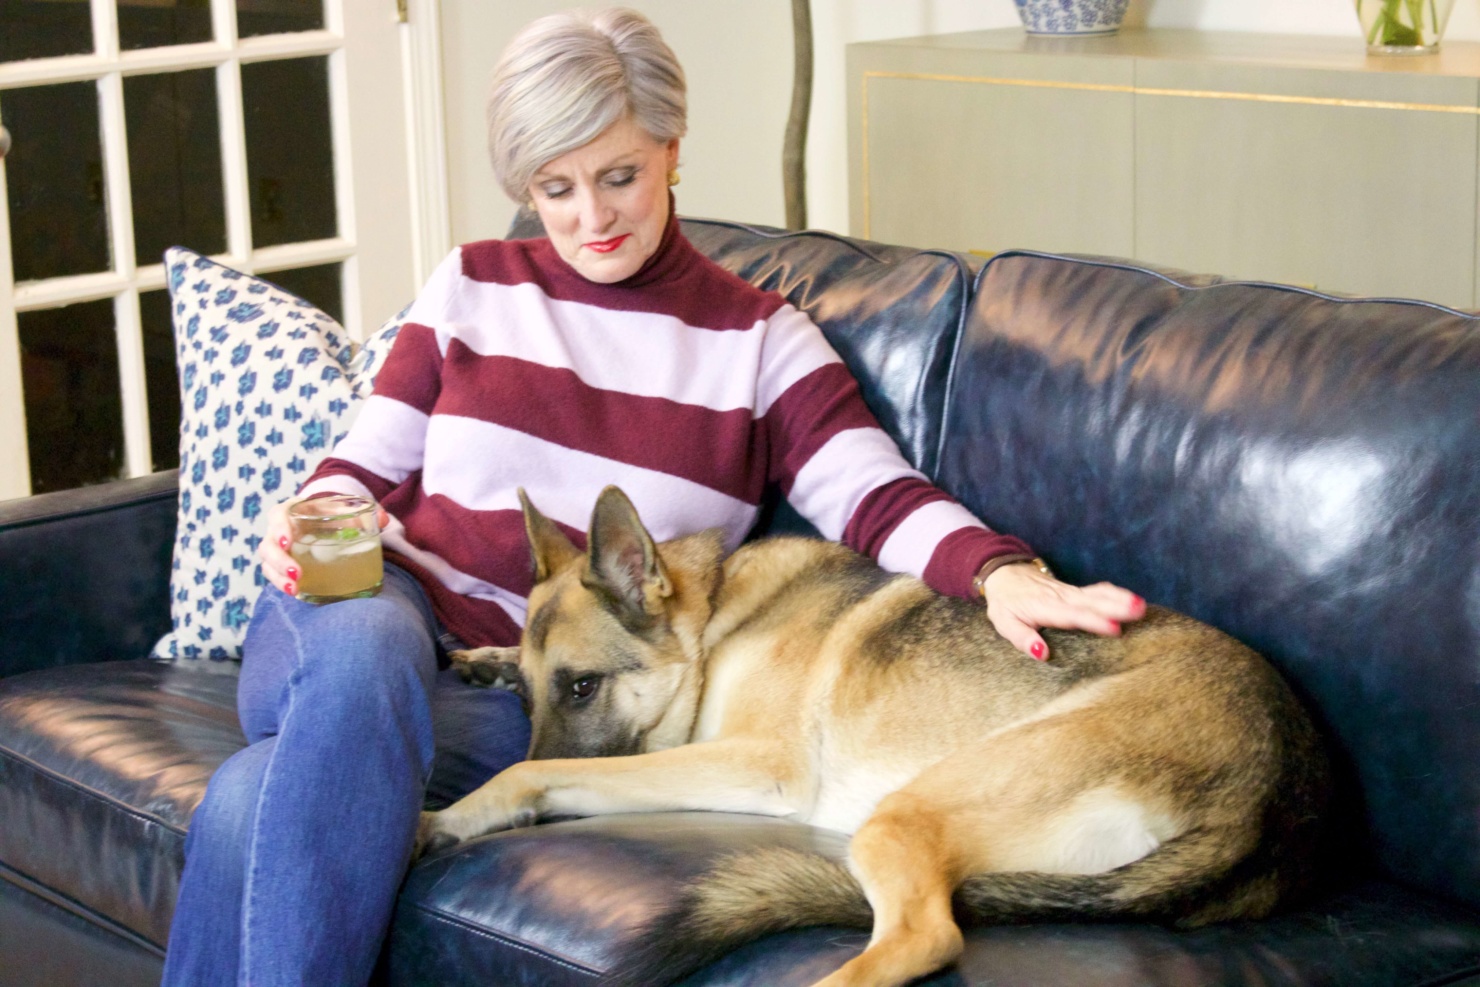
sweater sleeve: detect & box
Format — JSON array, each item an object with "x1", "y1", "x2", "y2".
[
  {"x1": 297, "y1": 248, "x2": 458, "y2": 502},
  {"x1": 758, "y1": 305, "x2": 1034, "y2": 599}
]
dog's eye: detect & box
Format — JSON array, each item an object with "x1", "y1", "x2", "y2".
[{"x1": 571, "y1": 676, "x2": 600, "y2": 702}]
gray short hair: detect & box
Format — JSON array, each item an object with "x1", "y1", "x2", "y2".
[{"x1": 488, "y1": 8, "x2": 688, "y2": 202}]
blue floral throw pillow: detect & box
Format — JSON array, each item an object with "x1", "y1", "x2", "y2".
[{"x1": 151, "y1": 247, "x2": 404, "y2": 667}]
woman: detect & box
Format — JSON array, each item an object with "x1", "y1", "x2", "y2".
[{"x1": 161, "y1": 9, "x2": 1144, "y2": 986}]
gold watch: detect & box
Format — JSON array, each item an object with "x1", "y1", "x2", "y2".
[{"x1": 972, "y1": 555, "x2": 1053, "y2": 600}]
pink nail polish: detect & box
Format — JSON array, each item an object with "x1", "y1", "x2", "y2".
[
  {"x1": 287, "y1": 566, "x2": 300, "y2": 582},
  {"x1": 1030, "y1": 641, "x2": 1046, "y2": 661},
  {"x1": 284, "y1": 581, "x2": 296, "y2": 596},
  {"x1": 278, "y1": 536, "x2": 289, "y2": 550}
]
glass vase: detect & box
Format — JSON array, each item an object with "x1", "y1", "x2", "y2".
[{"x1": 1356, "y1": 0, "x2": 1457, "y2": 54}]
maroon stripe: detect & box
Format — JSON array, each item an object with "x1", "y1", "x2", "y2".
[
  {"x1": 921, "y1": 527, "x2": 1036, "y2": 600},
  {"x1": 388, "y1": 551, "x2": 523, "y2": 648},
  {"x1": 299, "y1": 459, "x2": 397, "y2": 503},
  {"x1": 842, "y1": 477, "x2": 955, "y2": 559},
  {"x1": 382, "y1": 485, "x2": 586, "y2": 597},
  {"x1": 370, "y1": 321, "x2": 442, "y2": 415},
  {"x1": 457, "y1": 236, "x2": 784, "y2": 332},
  {"x1": 763, "y1": 362, "x2": 883, "y2": 496},
  {"x1": 435, "y1": 343, "x2": 765, "y2": 503}
]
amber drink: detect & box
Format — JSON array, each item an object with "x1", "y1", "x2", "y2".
[{"x1": 287, "y1": 495, "x2": 384, "y2": 604}]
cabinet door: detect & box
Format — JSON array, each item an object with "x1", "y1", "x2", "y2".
[
  {"x1": 1135, "y1": 61, "x2": 1479, "y2": 307},
  {"x1": 850, "y1": 47, "x2": 1135, "y2": 258}
]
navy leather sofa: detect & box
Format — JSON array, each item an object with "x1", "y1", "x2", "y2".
[{"x1": 3, "y1": 217, "x2": 1480, "y2": 986}]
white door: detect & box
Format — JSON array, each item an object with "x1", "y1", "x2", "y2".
[{"x1": 0, "y1": 0, "x2": 447, "y2": 500}]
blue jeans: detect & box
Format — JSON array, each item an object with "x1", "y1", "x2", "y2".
[{"x1": 160, "y1": 565, "x2": 530, "y2": 987}]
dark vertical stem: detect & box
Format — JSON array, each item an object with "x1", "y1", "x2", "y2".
[{"x1": 784, "y1": 0, "x2": 813, "y2": 230}]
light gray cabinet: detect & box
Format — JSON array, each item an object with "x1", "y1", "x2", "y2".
[{"x1": 848, "y1": 29, "x2": 1480, "y2": 308}]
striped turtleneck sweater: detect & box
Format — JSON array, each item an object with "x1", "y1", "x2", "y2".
[{"x1": 300, "y1": 221, "x2": 1033, "y2": 647}]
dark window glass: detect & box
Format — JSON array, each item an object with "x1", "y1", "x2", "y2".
[
  {"x1": 241, "y1": 57, "x2": 335, "y2": 248},
  {"x1": 2, "y1": 82, "x2": 111, "y2": 282},
  {"x1": 262, "y1": 263, "x2": 342, "y2": 325},
  {"x1": 238, "y1": 0, "x2": 324, "y2": 39},
  {"x1": 19, "y1": 300, "x2": 125, "y2": 493},
  {"x1": 125, "y1": 69, "x2": 226, "y2": 266},
  {"x1": 118, "y1": 0, "x2": 214, "y2": 51},
  {"x1": 0, "y1": 0, "x2": 94, "y2": 63},
  {"x1": 139, "y1": 289, "x2": 182, "y2": 472}
]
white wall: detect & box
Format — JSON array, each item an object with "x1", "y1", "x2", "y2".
[
  {"x1": 440, "y1": 1, "x2": 1480, "y2": 241},
  {"x1": 439, "y1": 1, "x2": 791, "y2": 245}
]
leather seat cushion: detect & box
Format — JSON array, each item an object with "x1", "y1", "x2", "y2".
[
  {"x1": 388, "y1": 812, "x2": 1480, "y2": 987},
  {"x1": 0, "y1": 661, "x2": 241, "y2": 948}
]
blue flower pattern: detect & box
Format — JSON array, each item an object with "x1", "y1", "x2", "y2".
[
  {"x1": 152, "y1": 247, "x2": 407, "y2": 666},
  {"x1": 1014, "y1": 0, "x2": 1129, "y2": 34}
]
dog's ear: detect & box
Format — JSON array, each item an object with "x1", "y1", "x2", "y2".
[
  {"x1": 519, "y1": 488, "x2": 581, "y2": 584},
  {"x1": 584, "y1": 486, "x2": 672, "y2": 623}
]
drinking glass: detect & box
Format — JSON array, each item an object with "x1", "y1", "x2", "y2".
[{"x1": 287, "y1": 494, "x2": 384, "y2": 604}]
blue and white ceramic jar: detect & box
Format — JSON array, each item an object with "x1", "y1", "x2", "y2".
[{"x1": 1014, "y1": 0, "x2": 1131, "y2": 35}]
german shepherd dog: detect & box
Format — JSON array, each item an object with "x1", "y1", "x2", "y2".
[{"x1": 417, "y1": 486, "x2": 1330, "y2": 987}]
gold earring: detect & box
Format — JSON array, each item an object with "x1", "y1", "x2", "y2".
[{"x1": 667, "y1": 169, "x2": 680, "y2": 187}]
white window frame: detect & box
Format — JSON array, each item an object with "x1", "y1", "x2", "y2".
[{"x1": 0, "y1": 0, "x2": 450, "y2": 501}]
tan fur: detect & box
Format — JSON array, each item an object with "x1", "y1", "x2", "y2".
[{"x1": 420, "y1": 487, "x2": 1329, "y2": 987}]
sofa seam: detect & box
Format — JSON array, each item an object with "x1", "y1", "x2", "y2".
[
  {"x1": 0, "y1": 743, "x2": 188, "y2": 838},
  {"x1": 0, "y1": 488, "x2": 179, "y2": 532},
  {"x1": 404, "y1": 900, "x2": 601, "y2": 978},
  {"x1": 982, "y1": 249, "x2": 1480, "y2": 318},
  {"x1": 0, "y1": 859, "x2": 167, "y2": 957},
  {"x1": 1414, "y1": 964, "x2": 1480, "y2": 987}
]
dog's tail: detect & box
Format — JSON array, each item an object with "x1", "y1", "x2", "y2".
[
  {"x1": 600, "y1": 834, "x2": 1289, "y2": 987},
  {"x1": 601, "y1": 847, "x2": 871, "y2": 987}
]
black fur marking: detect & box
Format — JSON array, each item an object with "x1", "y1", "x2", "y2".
[{"x1": 527, "y1": 590, "x2": 562, "y2": 651}]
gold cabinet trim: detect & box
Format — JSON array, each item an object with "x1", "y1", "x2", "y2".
[{"x1": 859, "y1": 69, "x2": 1480, "y2": 238}]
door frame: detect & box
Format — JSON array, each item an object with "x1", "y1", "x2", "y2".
[{"x1": 0, "y1": 0, "x2": 451, "y2": 500}]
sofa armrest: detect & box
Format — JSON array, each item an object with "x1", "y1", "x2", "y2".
[{"x1": 0, "y1": 471, "x2": 178, "y2": 678}]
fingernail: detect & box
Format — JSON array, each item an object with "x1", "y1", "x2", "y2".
[
  {"x1": 1030, "y1": 641, "x2": 1046, "y2": 661},
  {"x1": 287, "y1": 566, "x2": 300, "y2": 581},
  {"x1": 1131, "y1": 594, "x2": 1145, "y2": 610},
  {"x1": 284, "y1": 581, "x2": 296, "y2": 596},
  {"x1": 278, "y1": 536, "x2": 289, "y2": 550},
  {"x1": 1109, "y1": 621, "x2": 1122, "y2": 635}
]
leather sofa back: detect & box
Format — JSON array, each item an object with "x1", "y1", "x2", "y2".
[
  {"x1": 941, "y1": 250, "x2": 1480, "y2": 910},
  {"x1": 0, "y1": 471, "x2": 177, "y2": 678}
]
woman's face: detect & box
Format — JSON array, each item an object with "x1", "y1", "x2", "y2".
[{"x1": 528, "y1": 116, "x2": 680, "y2": 284}]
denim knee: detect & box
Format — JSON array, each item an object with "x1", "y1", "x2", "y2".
[{"x1": 238, "y1": 583, "x2": 437, "y2": 744}]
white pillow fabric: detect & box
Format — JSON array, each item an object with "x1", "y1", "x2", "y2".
[{"x1": 151, "y1": 247, "x2": 404, "y2": 666}]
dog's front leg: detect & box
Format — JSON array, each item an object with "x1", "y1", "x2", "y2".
[{"x1": 417, "y1": 737, "x2": 800, "y2": 857}]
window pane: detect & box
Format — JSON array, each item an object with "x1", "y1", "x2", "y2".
[
  {"x1": 0, "y1": 0, "x2": 94, "y2": 63},
  {"x1": 126, "y1": 70, "x2": 226, "y2": 266},
  {"x1": 262, "y1": 263, "x2": 342, "y2": 325},
  {"x1": 241, "y1": 57, "x2": 336, "y2": 248},
  {"x1": 140, "y1": 289, "x2": 182, "y2": 473},
  {"x1": 19, "y1": 300, "x2": 125, "y2": 494},
  {"x1": 238, "y1": 0, "x2": 324, "y2": 39},
  {"x1": 118, "y1": 0, "x2": 213, "y2": 51},
  {"x1": 2, "y1": 82, "x2": 111, "y2": 282}
]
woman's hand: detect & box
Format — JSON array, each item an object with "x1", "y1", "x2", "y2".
[
  {"x1": 982, "y1": 561, "x2": 1146, "y2": 661},
  {"x1": 257, "y1": 495, "x2": 393, "y2": 598},
  {"x1": 258, "y1": 499, "x2": 301, "y2": 596}
]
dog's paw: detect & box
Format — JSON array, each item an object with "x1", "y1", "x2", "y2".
[
  {"x1": 449, "y1": 647, "x2": 525, "y2": 694},
  {"x1": 412, "y1": 811, "x2": 462, "y2": 863}
]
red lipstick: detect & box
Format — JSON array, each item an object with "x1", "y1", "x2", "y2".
[{"x1": 585, "y1": 234, "x2": 630, "y2": 254}]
